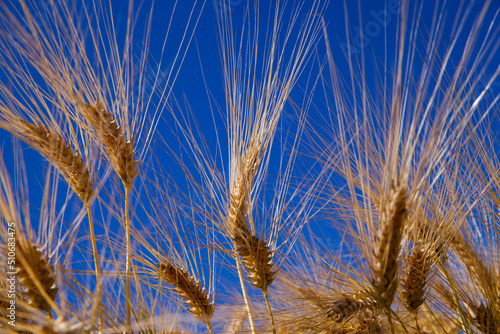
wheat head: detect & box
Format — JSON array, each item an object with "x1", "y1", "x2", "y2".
[{"x1": 157, "y1": 261, "x2": 214, "y2": 325}]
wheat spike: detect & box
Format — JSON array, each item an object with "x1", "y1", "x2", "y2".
[
  {"x1": 326, "y1": 293, "x2": 376, "y2": 324},
  {"x1": 158, "y1": 262, "x2": 214, "y2": 324},
  {"x1": 0, "y1": 281, "x2": 31, "y2": 328},
  {"x1": 228, "y1": 144, "x2": 260, "y2": 236},
  {"x1": 19, "y1": 121, "x2": 93, "y2": 203},
  {"x1": 80, "y1": 100, "x2": 138, "y2": 189},
  {"x1": 401, "y1": 245, "x2": 431, "y2": 313},
  {"x1": 450, "y1": 232, "x2": 495, "y2": 296},
  {"x1": 372, "y1": 184, "x2": 408, "y2": 307},
  {"x1": 228, "y1": 145, "x2": 275, "y2": 291},
  {"x1": 15, "y1": 244, "x2": 58, "y2": 315},
  {"x1": 467, "y1": 303, "x2": 498, "y2": 334},
  {"x1": 235, "y1": 234, "x2": 275, "y2": 291}
]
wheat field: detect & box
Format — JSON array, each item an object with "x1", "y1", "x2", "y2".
[{"x1": 0, "y1": 0, "x2": 500, "y2": 333}]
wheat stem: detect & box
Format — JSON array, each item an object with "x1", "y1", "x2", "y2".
[
  {"x1": 234, "y1": 250, "x2": 256, "y2": 334},
  {"x1": 207, "y1": 321, "x2": 213, "y2": 334},
  {"x1": 263, "y1": 289, "x2": 276, "y2": 334},
  {"x1": 125, "y1": 188, "x2": 132, "y2": 333},
  {"x1": 86, "y1": 204, "x2": 102, "y2": 332}
]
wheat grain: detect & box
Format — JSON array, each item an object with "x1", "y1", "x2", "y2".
[{"x1": 18, "y1": 121, "x2": 93, "y2": 203}]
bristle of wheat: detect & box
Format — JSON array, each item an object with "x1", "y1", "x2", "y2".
[
  {"x1": 401, "y1": 245, "x2": 430, "y2": 313},
  {"x1": 451, "y1": 232, "x2": 495, "y2": 296},
  {"x1": 158, "y1": 262, "x2": 214, "y2": 324},
  {"x1": 372, "y1": 185, "x2": 408, "y2": 307},
  {"x1": 20, "y1": 121, "x2": 93, "y2": 203},
  {"x1": 224, "y1": 309, "x2": 247, "y2": 334},
  {"x1": 16, "y1": 244, "x2": 58, "y2": 314},
  {"x1": 81, "y1": 101, "x2": 138, "y2": 189}
]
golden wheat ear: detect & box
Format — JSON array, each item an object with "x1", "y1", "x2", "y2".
[
  {"x1": 372, "y1": 184, "x2": 408, "y2": 307},
  {"x1": 326, "y1": 290, "x2": 376, "y2": 324},
  {"x1": 401, "y1": 245, "x2": 431, "y2": 313},
  {"x1": 79, "y1": 100, "x2": 138, "y2": 189},
  {"x1": 234, "y1": 233, "x2": 275, "y2": 292},
  {"x1": 15, "y1": 243, "x2": 58, "y2": 315},
  {"x1": 18, "y1": 120, "x2": 94, "y2": 203},
  {"x1": 157, "y1": 261, "x2": 214, "y2": 325}
]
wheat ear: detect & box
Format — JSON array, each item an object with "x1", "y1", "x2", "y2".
[
  {"x1": 15, "y1": 243, "x2": 58, "y2": 316},
  {"x1": 401, "y1": 245, "x2": 431, "y2": 313},
  {"x1": 466, "y1": 303, "x2": 498, "y2": 334},
  {"x1": 228, "y1": 145, "x2": 277, "y2": 332},
  {"x1": 227, "y1": 145, "x2": 268, "y2": 332},
  {"x1": 19, "y1": 121, "x2": 93, "y2": 203},
  {"x1": 158, "y1": 262, "x2": 214, "y2": 330},
  {"x1": 326, "y1": 291, "x2": 376, "y2": 324},
  {"x1": 80, "y1": 101, "x2": 138, "y2": 188},
  {"x1": 372, "y1": 185, "x2": 408, "y2": 307},
  {"x1": 450, "y1": 232, "x2": 495, "y2": 297}
]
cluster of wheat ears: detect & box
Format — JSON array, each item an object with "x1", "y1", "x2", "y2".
[{"x1": 0, "y1": 0, "x2": 499, "y2": 333}]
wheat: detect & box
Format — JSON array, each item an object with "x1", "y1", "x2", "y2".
[
  {"x1": 470, "y1": 303, "x2": 498, "y2": 334},
  {"x1": 326, "y1": 294, "x2": 376, "y2": 324},
  {"x1": 79, "y1": 100, "x2": 138, "y2": 190},
  {"x1": 1, "y1": 0, "x2": 500, "y2": 332},
  {"x1": 401, "y1": 245, "x2": 431, "y2": 313},
  {"x1": 228, "y1": 147, "x2": 275, "y2": 291},
  {"x1": 372, "y1": 185, "x2": 408, "y2": 307},
  {"x1": 15, "y1": 243, "x2": 58, "y2": 315},
  {"x1": 17, "y1": 120, "x2": 94, "y2": 203},
  {"x1": 157, "y1": 261, "x2": 214, "y2": 325}
]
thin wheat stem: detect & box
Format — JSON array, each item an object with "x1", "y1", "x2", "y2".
[
  {"x1": 125, "y1": 188, "x2": 132, "y2": 333},
  {"x1": 234, "y1": 246, "x2": 256, "y2": 334},
  {"x1": 86, "y1": 203, "x2": 102, "y2": 332},
  {"x1": 207, "y1": 322, "x2": 213, "y2": 334},
  {"x1": 263, "y1": 289, "x2": 276, "y2": 334},
  {"x1": 386, "y1": 307, "x2": 395, "y2": 334}
]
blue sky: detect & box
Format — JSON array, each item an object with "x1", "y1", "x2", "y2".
[{"x1": 1, "y1": 0, "x2": 500, "y2": 331}]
